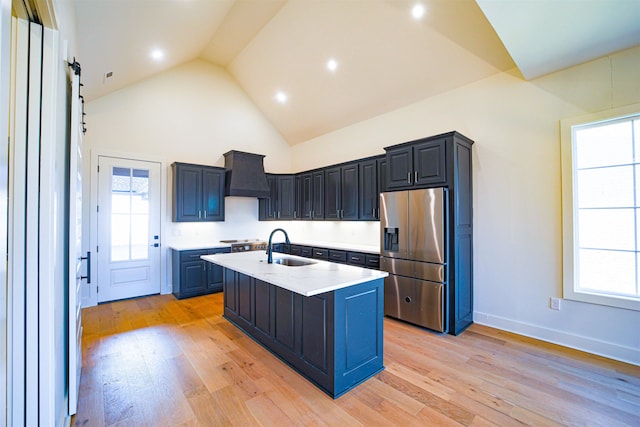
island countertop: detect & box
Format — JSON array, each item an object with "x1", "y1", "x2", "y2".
[{"x1": 201, "y1": 251, "x2": 387, "y2": 297}]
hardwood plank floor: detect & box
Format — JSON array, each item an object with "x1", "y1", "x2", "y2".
[{"x1": 72, "y1": 293, "x2": 640, "y2": 426}]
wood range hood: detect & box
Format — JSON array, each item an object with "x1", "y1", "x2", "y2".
[{"x1": 223, "y1": 150, "x2": 270, "y2": 199}]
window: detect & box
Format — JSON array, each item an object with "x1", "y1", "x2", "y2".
[{"x1": 561, "y1": 104, "x2": 640, "y2": 311}]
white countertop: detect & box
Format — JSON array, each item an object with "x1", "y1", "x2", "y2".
[
  {"x1": 201, "y1": 251, "x2": 387, "y2": 297},
  {"x1": 168, "y1": 239, "x2": 380, "y2": 254},
  {"x1": 168, "y1": 242, "x2": 231, "y2": 251}
]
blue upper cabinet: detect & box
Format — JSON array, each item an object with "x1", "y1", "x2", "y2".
[
  {"x1": 282, "y1": 170, "x2": 324, "y2": 221},
  {"x1": 259, "y1": 174, "x2": 296, "y2": 220},
  {"x1": 324, "y1": 162, "x2": 359, "y2": 220},
  {"x1": 172, "y1": 162, "x2": 225, "y2": 222},
  {"x1": 386, "y1": 136, "x2": 447, "y2": 190},
  {"x1": 358, "y1": 157, "x2": 384, "y2": 220}
]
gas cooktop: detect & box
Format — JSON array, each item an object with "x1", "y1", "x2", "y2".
[{"x1": 220, "y1": 239, "x2": 267, "y2": 252}]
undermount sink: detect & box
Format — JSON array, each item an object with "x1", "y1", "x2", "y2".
[
  {"x1": 275, "y1": 258, "x2": 315, "y2": 267},
  {"x1": 270, "y1": 257, "x2": 316, "y2": 267}
]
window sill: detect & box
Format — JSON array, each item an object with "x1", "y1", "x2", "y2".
[{"x1": 564, "y1": 288, "x2": 640, "y2": 312}]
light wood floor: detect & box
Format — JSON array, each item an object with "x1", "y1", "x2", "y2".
[{"x1": 72, "y1": 293, "x2": 640, "y2": 426}]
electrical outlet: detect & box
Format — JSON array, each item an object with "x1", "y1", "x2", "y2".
[{"x1": 550, "y1": 297, "x2": 561, "y2": 311}]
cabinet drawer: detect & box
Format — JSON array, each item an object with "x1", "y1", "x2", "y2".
[
  {"x1": 300, "y1": 246, "x2": 313, "y2": 258},
  {"x1": 312, "y1": 248, "x2": 329, "y2": 260},
  {"x1": 180, "y1": 249, "x2": 209, "y2": 262},
  {"x1": 347, "y1": 252, "x2": 366, "y2": 266},
  {"x1": 207, "y1": 247, "x2": 231, "y2": 255},
  {"x1": 272, "y1": 243, "x2": 285, "y2": 253},
  {"x1": 365, "y1": 254, "x2": 380, "y2": 269},
  {"x1": 180, "y1": 247, "x2": 229, "y2": 261},
  {"x1": 289, "y1": 245, "x2": 302, "y2": 256},
  {"x1": 328, "y1": 250, "x2": 347, "y2": 263}
]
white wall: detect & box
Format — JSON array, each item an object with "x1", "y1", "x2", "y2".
[
  {"x1": 84, "y1": 59, "x2": 292, "y2": 295},
  {"x1": 290, "y1": 46, "x2": 640, "y2": 365}
]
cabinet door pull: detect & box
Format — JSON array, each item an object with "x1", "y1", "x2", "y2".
[
  {"x1": 407, "y1": 172, "x2": 411, "y2": 184},
  {"x1": 198, "y1": 210, "x2": 201, "y2": 219},
  {"x1": 80, "y1": 251, "x2": 91, "y2": 284},
  {"x1": 414, "y1": 171, "x2": 418, "y2": 183},
  {"x1": 204, "y1": 210, "x2": 207, "y2": 219}
]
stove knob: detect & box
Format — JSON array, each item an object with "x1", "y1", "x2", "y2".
[{"x1": 245, "y1": 245, "x2": 250, "y2": 251}]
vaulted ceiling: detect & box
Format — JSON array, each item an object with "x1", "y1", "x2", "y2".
[{"x1": 74, "y1": 0, "x2": 640, "y2": 145}]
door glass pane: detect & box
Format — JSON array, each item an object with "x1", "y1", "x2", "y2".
[
  {"x1": 130, "y1": 214, "x2": 149, "y2": 260},
  {"x1": 111, "y1": 167, "x2": 150, "y2": 261},
  {"x1": 111, "y1": 213, "x2": 130, "y2": 261},
  {"x1": 131, "y1": 169, "x2": 149, "y2": 214}
]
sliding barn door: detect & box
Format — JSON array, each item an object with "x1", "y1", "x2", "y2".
[{"x1": 68, "y1": 60, "x2": 84, "y2": 416}]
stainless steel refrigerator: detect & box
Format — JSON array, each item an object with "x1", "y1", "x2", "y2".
[{"x1": 380, "y1": 188, "x2": 447, "y2": 332}]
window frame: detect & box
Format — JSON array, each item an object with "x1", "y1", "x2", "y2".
[{"x1": 561, "y1": 103, "x2": 640, "y2": 312}]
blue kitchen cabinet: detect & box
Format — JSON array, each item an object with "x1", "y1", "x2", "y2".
[
  {"x1": 222, "y1": 268, "x2": 384, "y2": 398},
  {"x1": 385, "y1": 136, "x2": 447, "y2": 190},
  {"x1": 171, "y1": 247, "x2": 230, "y2": 299},
  {"x1": 324, "y1": 162, "x2": 359, "y2": 220},
  {"x1": 358, "y1": 156, "x2": 385, "y2": 220},
  {"x1": 172, "y1": 162, "x2": 225, "y2": 222},
  {"x1": 259, "y1": 174, "x2": 296, "y2": 220}
]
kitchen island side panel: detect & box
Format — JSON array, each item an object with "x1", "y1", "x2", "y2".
[{"x1": 333, "y1": 279, "x2": 385, "y2": 396}]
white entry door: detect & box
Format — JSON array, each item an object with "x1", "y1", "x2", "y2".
[{"x1": 97, "y1": 156, "x2": 161, "y2": 303}]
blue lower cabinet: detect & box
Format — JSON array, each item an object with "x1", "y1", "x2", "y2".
[
  {"x1": 237, "y1": 273, "x2": 253, "y2": 327},
  {"x1": 172, "y1": 247, "x2": 230, "y2": 299},
  {"x1": 253, "y1": 279, "x2": 273, "y2": 337},
  {"x1": 273, "y1": 286, "x2": 296, "y2": 353},
  {"x1": 223, "y1": 268, "x2": 238, "y2": 314},
  {"x1": 222, "y1": 268, "x2": 384, "y2": 398}
]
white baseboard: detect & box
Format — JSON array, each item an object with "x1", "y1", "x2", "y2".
[{"x1": 473, "y1": 311, "x2": 639, "y2": 366}]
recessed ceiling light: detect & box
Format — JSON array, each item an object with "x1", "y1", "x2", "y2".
[
  {"x1": 150, "y1": 48, "x2": 164, "y2": 61},
  {"x1": 411, "y1": 3, "x2": 425, "y2": 20},
  {"x1": 275, "y1": 91, "x2": 288, "y2": 104},
  {"x1": 327, "y1": 58, "x2": 338, "y2": 72}
]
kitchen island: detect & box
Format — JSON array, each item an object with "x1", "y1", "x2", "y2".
[{"x1": 201, "y1": 251, "x2": 387, "y2": 398}]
